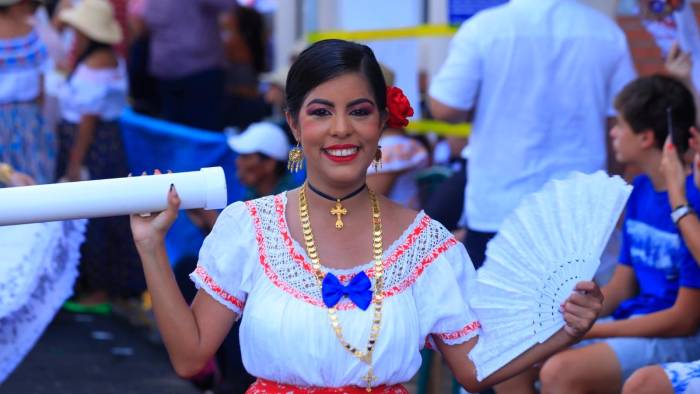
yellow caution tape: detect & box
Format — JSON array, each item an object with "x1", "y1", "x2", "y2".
[
  {"x1": 308, "y1": 24, "x2": 458, "y2": 43},
  {"x1": 406, "y1": 120, "x2": 472, "y2": 138}
]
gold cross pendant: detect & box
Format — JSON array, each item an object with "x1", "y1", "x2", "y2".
[
  {"x1": 330, "y1": 200, "x2": 347, "y2": 230},
  {"x1": 362, "y1": 368, "x2": 377, "y2": 392}
]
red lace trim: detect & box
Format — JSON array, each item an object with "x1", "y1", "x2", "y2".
[
  {"x1": 194, "y1": 265, "x2": 245, "y2": 311},
  {"x1": 247, "y1": 201, "x2": 327, "y2": 308},
  {"x1": 274, "y1": 194, "x2": 431, "y2": 282},
  {"x1": 436, "y1": 320, "x2": 482, "y2": 341},
  {"x1": 246, "y1": 379, "x2": 408, "y2": 393},
  {"x1": 248, "y1": 199, "x2": 458, "y2": 309},
  {"x1": 383, "y1": 237, "x2": 458, "y2": 298}
]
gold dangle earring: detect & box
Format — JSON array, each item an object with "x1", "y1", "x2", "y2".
[
  {"x1": 288, "y1": 142, "x2": 304, "y2": 173},
  {"x1": 372, "y1": 145, "x2": 382, "y2": 173}
]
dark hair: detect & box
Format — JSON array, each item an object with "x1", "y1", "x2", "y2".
[
  {"x1": 236, "y1": 6, "x2": 267, "y2": 74},
  {"x1": 614, "y1": 74, "x2": 696, "y2": 152},
  {"x1": 285, "y1": 39, "x2": 387, "y2": 124}
]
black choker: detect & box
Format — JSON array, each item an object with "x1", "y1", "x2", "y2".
[{"x1": 305, "y1": 182, "x2": 366, "y2": 230}]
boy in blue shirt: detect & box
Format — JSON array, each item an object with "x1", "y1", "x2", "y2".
[{"x1": 496, "y1": 75, "x2": 700, "y2": 394}]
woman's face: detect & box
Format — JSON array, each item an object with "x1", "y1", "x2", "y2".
[
  {"x1": 71, "y1": 29, "x2": 90, "y2": 56},
  {"x1": 289, "y1": 72, "x2": 384, "y2": 189}
]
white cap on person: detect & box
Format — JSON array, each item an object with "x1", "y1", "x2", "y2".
[{"x1": 227, "y1": 122, "x2": 290, "y2": 161}]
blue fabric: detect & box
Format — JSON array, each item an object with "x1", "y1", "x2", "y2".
[
  {"x1": 120, "y1": 109, "x2": 241, "y2": 265},
  {"x1": 664, "y1": 359, "x2": 700, "y2": 394},
  {"x1": 321, "y1": 272, "x2": 373, "y2": 310},
  {"x1": 120, "y1": 109, "x2": 305, "y2": 266},
  {"x1": 613, "y1": 174, "x2": 700, "y2": 319}
]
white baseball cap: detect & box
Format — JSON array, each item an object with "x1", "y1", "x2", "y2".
[{"x1": 227, "y1": 122, "x2": 290, "y2": 161}]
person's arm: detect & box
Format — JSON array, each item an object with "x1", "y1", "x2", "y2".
[
  {"x1": 63, "y1": 114, "x2": 98, "y2": 181},
  {"x1": 130, "y1": 182, "x2": 236, "y2": 377},
  {"x1": 429, "y1": 98, "x2": 472, "y2": 124},
  {"x1": 661, "y1": 138, "x2": 700, "y2": 262},
  {"x1": 435, "y1": 281, "x2": 603, "y2": 393},
  {"x1": 586, "y1": 287, "x2": 700, "y2": 338},
  {"x1": 599, "y1": 264, "x2": 638, "y2": 317},
  {"x1": 428, "y1": 20, "x2": 479, "y2": 125},
  {"x1": 666, "y1": 42, "x2": 699, "y2": 124}
]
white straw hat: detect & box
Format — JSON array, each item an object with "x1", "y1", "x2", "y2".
[
  {"x1": 227, "y1": 122, "x2": 290, "y2": 161},
  {"x1": 59, "y1": 0, "x2": 122, "y2": 45}
]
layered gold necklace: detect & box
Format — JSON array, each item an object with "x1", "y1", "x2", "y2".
[{"x1": 298, "y1": 182, "x2": 385, "y2": 392}]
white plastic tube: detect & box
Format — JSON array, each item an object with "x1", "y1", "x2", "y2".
[{"x1": 0, "y1": 167, "x2": 227, "y2": 226}]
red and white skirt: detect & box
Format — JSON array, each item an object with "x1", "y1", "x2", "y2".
[{"x1": 246, "y1": 378, "x2": 409, "y2": 393}]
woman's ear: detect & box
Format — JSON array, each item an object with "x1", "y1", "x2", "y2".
[
  {"x1": 379, "y1": 110, "x2": 388, "y2": 132},
  {"x1": 285, "y1": 111, "x2": 301, "y2": 143}
]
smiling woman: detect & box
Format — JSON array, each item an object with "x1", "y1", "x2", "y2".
[{"x1": 128, "y1": 39, "x2": 604, "y2": 393}]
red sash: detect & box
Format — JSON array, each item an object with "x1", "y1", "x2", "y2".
[{"x1": 246, "y1": 378, "x2": 409, "y2": 393}]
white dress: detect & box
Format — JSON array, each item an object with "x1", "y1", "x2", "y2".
[
  {"x1": 190, "y1": 193, "x2": 481, "y2": 388},
  {"x1": 58, "y1": 59, "x2": 128, "y2": 124},
  {"x1": 0, "y1": 220, "x2": 86, "y2": 383}
]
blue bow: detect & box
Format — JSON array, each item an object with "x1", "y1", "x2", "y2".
[{"x1": 322, "y1": 271, "x2": 373, "y2": 310}]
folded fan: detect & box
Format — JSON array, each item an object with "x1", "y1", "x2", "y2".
[{"x1": 468, "y1": 171, "x2": 632, "y2": 381}]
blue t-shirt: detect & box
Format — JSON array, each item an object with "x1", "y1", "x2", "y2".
[{"x1": 613, "y1": 174, "x2": 700, "y2": 319}]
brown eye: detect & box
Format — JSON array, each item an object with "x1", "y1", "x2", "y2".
[
  {"x1": 350, "y1": 108, "x2": 371, "y2": 116},
  {"x1": 310, "y1": 108, "x2": 332, "y2": 117}
]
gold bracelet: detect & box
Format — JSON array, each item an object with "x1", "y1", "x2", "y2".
[{"x1": 0, "y1": 163, "x2": 14, "y2": 184}]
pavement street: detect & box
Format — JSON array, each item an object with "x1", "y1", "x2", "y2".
[{"x1": 1, "y1": 310, "x2": 200, "y2": 394}]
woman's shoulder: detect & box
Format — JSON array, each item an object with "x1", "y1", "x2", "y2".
[
  {"x1": 84, "y1": 50, "x2": 119, "y2": 69},
  {"x1": 380, "y1": 195, "x2": 418, "y2": 224},
  {"x1": 379, "y1": 195, "x2": 453, "y2": 241},
  {"x1": 0, "y1": 28, "x2": 47, "y2": 71},
  {"x1": 220, "y1": 193, "x2": 284, "y2": 222},
  {"x1": 74, "y1": 53, "x2": 125, "y2": 83}
]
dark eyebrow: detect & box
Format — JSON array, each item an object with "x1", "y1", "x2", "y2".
[
  {"x1": 307, "y1": 98, "x2": 334, "y2": 107},
  {"x1": 306, "y1": 98, "x2": 376, "y2": 108},
  {"x1": 348, "y1": 98, "x2": 375, "y2": 107}
]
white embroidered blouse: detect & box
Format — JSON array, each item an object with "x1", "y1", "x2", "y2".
[
  {"x1": 190, "y1": 193, "x2": 481, "y2": 387},
  {"x1": 58, "y1": 59, "x2": 128, "y2": 124}
]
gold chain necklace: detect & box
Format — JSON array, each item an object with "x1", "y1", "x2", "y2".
[{"x1": 299, "y1": 182, "x2": 385, "y2": 392}]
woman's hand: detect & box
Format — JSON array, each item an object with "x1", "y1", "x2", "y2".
[
  {"x1": 561, "y1": 281, "x2": 604, "y2": 340},
  {"x1": 130, "y1": 171, "x2": 181, "y2": 251}
]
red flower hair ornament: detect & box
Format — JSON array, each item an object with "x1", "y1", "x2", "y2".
[{"x1": 385, "y1": 86, "x2": 414, "y2": 129}]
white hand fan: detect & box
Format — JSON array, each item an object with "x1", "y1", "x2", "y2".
[{"x1": 468, "y1": 171, "x2": 632, "y2": 381}]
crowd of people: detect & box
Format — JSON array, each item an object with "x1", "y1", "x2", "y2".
[{"x1": 1, "y1": 0, "x2": 700, "y2": 393}]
